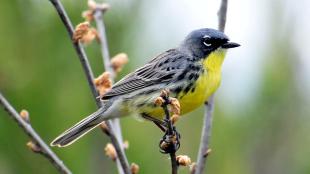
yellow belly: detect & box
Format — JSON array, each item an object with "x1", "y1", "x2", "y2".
[
  {"x1": 145, "y1": 49, "x2": 227, "y2": 118},
  {"x1": 178, "y1": 69, "x2": 221, "y2": 114}
]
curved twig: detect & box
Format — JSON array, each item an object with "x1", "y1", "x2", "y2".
[
  {"x1": 0, "y1": 93, "x2": 72, "y2": 174},
  {"x1": 49, "y1": 0, "x2": 131, "y2": 173},
  {"x1": 194, "y1": 0, "x2": 228, "y2": 174}
]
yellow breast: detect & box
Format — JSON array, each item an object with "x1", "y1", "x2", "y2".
[{"x1": 178, "y1": 49, "x2": 227, "y2": 114}]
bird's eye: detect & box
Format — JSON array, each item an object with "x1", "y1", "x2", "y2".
[{"x1": 203, "y1": 35, "x2": 212, "y2": 47}]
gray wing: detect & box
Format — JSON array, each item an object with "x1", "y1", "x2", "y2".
[{"x1": 101, "y1": 49, "x2": 190, "y2": 100}]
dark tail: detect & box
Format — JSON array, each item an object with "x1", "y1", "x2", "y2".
[{"x1": 51, "y1": 106, "x2": 109, "y2": 147}]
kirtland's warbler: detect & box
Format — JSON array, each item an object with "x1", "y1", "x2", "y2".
[{"x1": 51, "y1": 28, "x2": 240, "y2": 147}]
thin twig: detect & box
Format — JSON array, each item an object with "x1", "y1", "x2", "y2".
[
  {"x1": 194, "y1": 96, "x2": 215, "y2": 174},
  {"x1": 93, "y1": 5, "x2": 127, "y2": 174},
  {"x1": 93, "y1": 10, "x2": 115, "y2": 78},
  {"x1": 170, "y1": 153, "x2": 178, "y2": 174},
  {"x1": 0, "y1": 93, "x2": 72, "y2": 174},
  {"x1": 49, "y1": 1, "x2": 131, "y2": 173},
  {"x1": 161, "y1": 96, "x2": 178, "y2": 174},
  {"x1": 93, "y1": 4, "x2": 124, "y2": 148},
  {"x1": 194, "y1": 0, "x2": 228, "y2": 174},
  {"x1": 218, "y1": 0, "x2": 228, "y2": 32}
]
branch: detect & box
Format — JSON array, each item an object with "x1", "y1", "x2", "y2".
[
  {"x1": 93, "y1": 6, "x2": 126, "y2": 174},
  {"x1": 162, "y1": 104, "x2": 178, "y2": 174},
  {"x1": 194, "y1": 96, "x2": 215, "y2": 174},
  {"x1": 218, "y1": 0, "x2": 228, "y2": 32},
  {"x1": 93, "y1": 8, "x2": 115, "y2": 78},
  {"x1": 49, "y1": 1, "x2": 131, "y2": 173},
  {"x1": 157, "y1": 90, "x2": 180, "y2": 174},
  {"x1": 194, "y1": 0, "x2": 228, "y2": 174},
  {"x1": 0, "y1": 93, "x2": 72, "y2": 174}
]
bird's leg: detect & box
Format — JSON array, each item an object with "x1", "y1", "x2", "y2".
[
  {"x1": 141, "y1": 113, "x2": 167, "y2": 132},
  {"x1": 153, "y1": 121, "x2": 167, "y2": 132},
  {"x1": 141, "y1": 113, "x2": 180, "y2": 152}
]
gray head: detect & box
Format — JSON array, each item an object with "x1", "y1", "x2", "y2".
[{"x1": 180, "y1": 28, "x2": 240, "y2": 58}]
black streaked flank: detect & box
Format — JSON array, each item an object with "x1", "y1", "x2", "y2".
[
  {"x1": 188, "y1": 73, "x2": 195, "y2": 80},
  {"x1": 172, "y1": 86, "x2": 183, "y2": 94},
  {"x1": 191, "y1": 86, "x2": 196, "y2": 93},
  {"x1": 184, "y1": 82, "x2": 195, "y2": 94},
  {"x1": 188, "y1": 72, "x2": 200, "y2": 81}
]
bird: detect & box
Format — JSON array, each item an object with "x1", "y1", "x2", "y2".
[{"x1": 51, "y1": 28, "x2": 240, "y2": 147}]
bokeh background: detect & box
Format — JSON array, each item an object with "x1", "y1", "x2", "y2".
[{"x1": 1, "y1": 0, "x2": 310, "y2": 174}]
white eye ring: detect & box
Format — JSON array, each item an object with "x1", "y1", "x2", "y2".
[
  {"x1": 203, "y1": 35, "x2": 212, "y2": 47},
  {"x1": 203, "y1": 41, "x2": 212, "y2": 47}
]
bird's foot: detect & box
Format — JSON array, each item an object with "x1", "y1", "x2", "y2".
[{"x1": 159, "y1": 126, "x2": 181, "y2": 154}]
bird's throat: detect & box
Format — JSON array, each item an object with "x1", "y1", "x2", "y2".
[{"x1": 203, "y1": 49, "x2": 227, "y2": 72}]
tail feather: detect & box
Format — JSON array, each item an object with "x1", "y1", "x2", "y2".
[{"x1": 51, "y1": 106, "x2": 109, "y2": 147}]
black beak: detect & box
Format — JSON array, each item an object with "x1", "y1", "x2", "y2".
[{"x1": 221, "y1": 41, "x2": 240, "y2": 49}]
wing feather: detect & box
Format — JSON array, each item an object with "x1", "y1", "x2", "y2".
[{"x1": 101, "y1": 49, "x2": 190, "y2": 100}]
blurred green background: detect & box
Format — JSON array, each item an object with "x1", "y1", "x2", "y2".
[{"x1": 1, "y1": 0, "x2": 310, "y2": 174}]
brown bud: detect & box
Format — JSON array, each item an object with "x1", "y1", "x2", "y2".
[
  {"x1": 99, "y1": 122, "x2": 110, "y2": 135},
  {"x1": 73, "y1": 22, "x2": 98, "y2": 44},
  {"x1": 170, "y1": 98, "x2": 180, "y2": 115},
  {"x1": 176, "y1": 155, "x2": 192, "y2": 166},
  {"x1": 82, "y1": 10, "x2": 94, "y2": 21},
  {"x1": 131, "y1": 163, "x2": 139, "y2": 174},
  {"x1": 26, "y1": 141, "x2": 41, "y2": 153},
  {"x1": 104, "y1": 143, "x2": 117, "y2": 161},
  {"x1": 154, "y1": 97, "x2": 165, "y2": 106},
  {"x1": 88, "y1": 0, "x2": 110, "y2": 12},
  {"x1": 73, "y1": 22, "x2": 90, "y2": 43},
  {"x1": 111, "y1": 53, "x2": 129, "y2": 73},
  {"x1": 123, "y1": 140, "x2": 129, "y2": 150},
  {"x1": 170, "y1": 114, "x2": 180, "y2": 125},
  {"x1": 94, "y1": 72, "x2": 112, "y2": 96},
  {"x1": 82, "y1": 28, "x2": 99, "y2": 45},
  {"x1": 20, "y1": 109, "x2": 30, "y2": 123},
  {"x1": 203, "y1": 148, "x2": 212, "y2": 157},
  {"x1": 160, "y1": 89, "x2": 170, "y2": 98}
]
